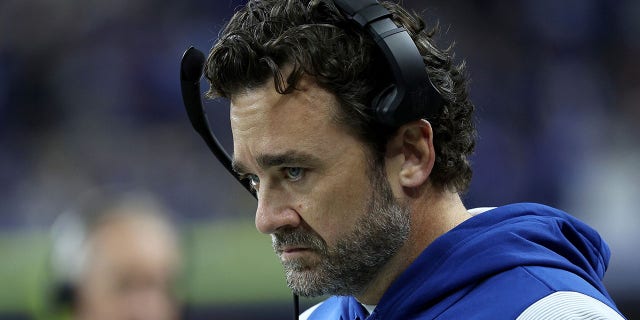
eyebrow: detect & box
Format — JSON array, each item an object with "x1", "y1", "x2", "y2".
[{"x1": 232, "y1": 150, "x2": 321, "y2": 174}]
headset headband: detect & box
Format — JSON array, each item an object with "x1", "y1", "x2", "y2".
[{"x1": 334, "y1": 0, "x2": 442, "y2": 125}]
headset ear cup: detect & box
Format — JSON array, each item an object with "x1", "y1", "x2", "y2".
[
  {"x1": 334, "y1": 0, "x2": 442, "y2": 127},
  {"x1": 52, "y1": 282, "x2": 77, "y2": 310}
]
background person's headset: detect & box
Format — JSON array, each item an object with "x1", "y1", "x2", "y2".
[{"x1": 179, "y1": 0, "x2": 442, "y2": 318}]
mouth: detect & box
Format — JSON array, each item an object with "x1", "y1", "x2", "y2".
[{"x1": 278, "y1": 246, "x2": 313, "y2": 259}]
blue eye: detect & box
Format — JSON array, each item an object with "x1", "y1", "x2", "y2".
[
  {"x1": 247, "y1": 174, "x2": 260, "y2": 190},
  {"x1": 284, "y1": 167, "x2": 304, "y2": 181}
]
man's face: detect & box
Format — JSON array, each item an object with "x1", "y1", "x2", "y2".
[
  {"x1": 230, "y1": 77, "x2": 410, "y2": 297},
  {"x1": 76, "y1": 216, "x2": 180, "y2": 320}
]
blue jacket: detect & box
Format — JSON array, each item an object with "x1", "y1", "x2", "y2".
[{"x1": 307, "y1": 203, "x2": 623, "y2": 319}]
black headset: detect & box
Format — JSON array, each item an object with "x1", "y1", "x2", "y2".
[{"x1": 179, "y1": 0, "x2": 441, "y2": 318}]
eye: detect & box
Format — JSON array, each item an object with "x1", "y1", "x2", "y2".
[
  {"x1": 284, "y1": 167, "x2": 304, "y2": 181},
  {"x1": 246, "y1": 174, "x2": 260, "y2": 191}
]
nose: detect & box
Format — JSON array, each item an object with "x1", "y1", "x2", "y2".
[{"x1": 254, "y1": 185, "x2": 301, "y2": 234}]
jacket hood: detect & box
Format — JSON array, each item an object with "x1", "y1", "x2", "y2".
[{"x1": 373, "y1": 202, "x2": 612, "y2": 318}]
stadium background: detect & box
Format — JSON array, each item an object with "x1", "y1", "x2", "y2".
[{"x1": 0, "y1": 0, "x2": 638, "y2": 318}]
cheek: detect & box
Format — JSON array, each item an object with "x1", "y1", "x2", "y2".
[{"x1": 299, "y1": 173, "x2": 369, "y2": 246}]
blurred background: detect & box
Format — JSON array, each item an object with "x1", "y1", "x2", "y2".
[{"x1": 0, "y1": 0, "x2": 638, "y2": 319}]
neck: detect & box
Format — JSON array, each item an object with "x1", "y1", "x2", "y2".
[{"x1": 355, "y1": 189, "x2": 471, "y2": 304}]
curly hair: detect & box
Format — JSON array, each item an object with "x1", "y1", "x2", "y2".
[{"x1": 205, "y1": 0, "x2": 476, "y2": 193}]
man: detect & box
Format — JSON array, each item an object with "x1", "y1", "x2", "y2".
[
  {"x1": 199, "y1": 0, "x2": 625, "y2": 319},
  {"x1": 50, "y1": 191, "x2": 181, "y2": 320}
]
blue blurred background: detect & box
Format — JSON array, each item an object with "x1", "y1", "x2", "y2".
[{"x1": 0, "y1": 0, "x2": 638, "y2": 319}]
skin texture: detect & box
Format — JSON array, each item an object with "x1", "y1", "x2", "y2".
[
  {"x1": 74, "y1": 212, "x2": 180, "y2": 320},
  {"x1": 230, "y1": 75, "x2": 472, "y2": 304}
]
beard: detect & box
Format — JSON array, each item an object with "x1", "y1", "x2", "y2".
[{"x1": 271, "y1": 163, "x2": 411, "y2": 297}]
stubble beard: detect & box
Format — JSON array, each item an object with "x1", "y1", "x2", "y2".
[{"x1": 271, "y1": 165, "x2": 411, "y2": 297}]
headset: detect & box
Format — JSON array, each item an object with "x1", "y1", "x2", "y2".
[{"x1": 180, "y1": 0, "x2": 442, "y2": 318}]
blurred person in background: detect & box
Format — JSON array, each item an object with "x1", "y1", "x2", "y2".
[
  {"x1": 189, "y1": 0, "x2": 628, "y2": 319},
  {"x1": 48, "y1": 189, "x2": 182, "y2": 320}
]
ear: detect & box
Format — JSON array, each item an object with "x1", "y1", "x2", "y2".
[{"x1": 389, "y1": 119, "x2": 435, "y2": 190}]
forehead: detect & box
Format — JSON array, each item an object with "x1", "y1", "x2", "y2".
[
  {"x1": 88, "y1": 215, "x2": 178, "y2": 271},
  {"x1": 231, "y1": 75, "x2": 338, "y2": 120},
  {"x1": 229, "y1": 77, "x2": 353, "y2": 160}
]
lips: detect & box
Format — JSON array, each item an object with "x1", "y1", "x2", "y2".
[
  {"x1": 278, "y1": 246, "x2": 314, "y2": 260},
  {"x1": 272, "y1": 228, "x2": 326, "y2": 259},
  {"x1": 279, "y1": 246, "x2": 310, "y2": 254}
]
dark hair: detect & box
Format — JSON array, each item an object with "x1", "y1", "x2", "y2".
[{"x1": 205, "y1": 0, "x2": 476, "y2": 193}]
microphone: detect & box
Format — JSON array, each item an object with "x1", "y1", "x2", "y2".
[{"x1": 179, "y1": 46, "x2": 301, "y2": 320}]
